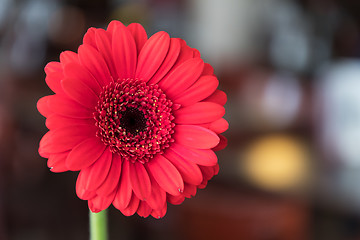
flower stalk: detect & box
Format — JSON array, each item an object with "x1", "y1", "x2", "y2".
[{"x1": 90, "y1": 209, "x2": 108, "y2": 240}]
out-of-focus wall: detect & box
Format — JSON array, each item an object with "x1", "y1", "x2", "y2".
[{"x1": 1, "y1": 0, "x2": 360, "y2": 239}]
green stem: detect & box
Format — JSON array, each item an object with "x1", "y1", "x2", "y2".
[{"x1": 89, "y1": 209, "x2": 108, "y2": 240}]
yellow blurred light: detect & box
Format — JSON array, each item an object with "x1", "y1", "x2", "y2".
[{"x1": 241, "y1": 134, "x2": 309, "y2": 192}]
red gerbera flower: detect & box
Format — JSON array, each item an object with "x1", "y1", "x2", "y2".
[{"x1": 37, "y1": 20, "x2": 228, "y2": 218}]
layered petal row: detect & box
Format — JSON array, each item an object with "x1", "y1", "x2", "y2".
[{"x1": 38, "y1": 20, "x2": 228, "y2": 218}]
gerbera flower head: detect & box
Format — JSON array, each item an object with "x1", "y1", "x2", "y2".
[{"x1": 38, "y1": 20, "x2": 228, "y2": 218}]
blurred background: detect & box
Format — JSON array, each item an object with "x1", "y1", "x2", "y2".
[{"x1": 1, "y1": 0, "x2": 360, "y2": 239}]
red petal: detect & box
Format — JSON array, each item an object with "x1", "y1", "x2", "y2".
[
  {"x1": 202, "y1": 63, "x2": 214, "y2": 75},
  {"x1": 47, "y1": 151, "x2": 69, "y2": 172},
  {"x1": 45, "y1": 73, "x2": 64, "y2": 95},
  {"x1": 174, "y1": 75, "x2": 218, "y2": 106},
  {"x1": 83, "y1": 27, "x2": 97, "y2": 49},
  {"x1": 113, "y1": 160, "x2": 132, "y2": 210},
  {"x1": 96, "y1": 154, "x2": 122, "y2": 196},
  {"x1": 198, "y1": 181, "x2": 208, "y2": 189},
  {"x1": 61, "y1": 77, "x2": 99, "y2": 109},
  {"x1": 88, "y1": 190, "x2": 117, "y2": 213},
  {"x1": 127, "y1": 23, "x2": 148, "y2": 55},
  {"x1": 146, "y1": 174, "x2": 166, "y2": 210},
  {"x1": 174, "y1": 102, "x2": 225, "y2": 124},
  {"x1": 183, "y1": 183, "x2": 197, "y2": 198},
  {"x1": 167, "y1": 194, "x2": 185, "y2": 205},
  {"x1": 164, "y1": 149, "x2": 203, "y2": 185},
  {"x1": 192, "y1": 48, "x2": 201, "y2": 58},
  {"x1": 77, "y1": 148, "x2": 112, "y2": 190},
  {"x1": 47, "y1": 151, "x2": 67, "y2": 167},
  {"x1": 106, "y1": 20, "x2": 121, "y2": 34},
  {"x1": 45, "y1": 61, "x2": 62, "y2": 74},
  {"x1": 146, "y1": 155, "x2": 184, "y2": 196},
  {"x1": 49, "y1": 160, "x2": 68, "y2": 173},
  {"x1": 170, "y1": 143, "x2": 218, "y2": 166},
  {"x1": 37, "y1": 96, "x2": 52, "y2": 117},
  {"x1": 38, "y1": 132, "x2": 53, "y2": 157},
  {"x1": 171, "y1": 39, "x2": 194, "y2": 68},
  {"x1": 135, "y1": 31, "x2": 170, "y2": 81},
  {"x1": 112, "y1": 21, "x2": 137, "y2": 79},
  {"x1": 95, "y1": 29, "x2": 118, "y2": 79},
  {"x1": 63, "y1": 62, "x2": 102, "y2": 95},
  {"x1": 78, "y1": 44, "x2": 112, "y2": 87},
  {"x1": 214, "y1": 163, "x2": 220, "y2": 175},
  {"x1": 204, "y1": 89, "x2": 227, "y2": 106},
  {"x1": 173, "y1": 125, "x2": 219, "y2": 149},
  {"x1": 39, "y1": 125, "x2": 97, "y2": 155},
  {"x1": 159, "y1": 58, "x2": 204, "y2": 98},
  {"x1": 44, "y1": 62, "x2": 64, "y2": 94},
  {"x1": 65, "y1": 137, "x2": 106, "y2": 171},
  {"x1": 49, "y1": 95, "x2": 93, "y2": 119},
  {"x1": 60, "y1": 51, "x2": 79, "y2": 65},
  {"x1": 119, "y1": 194, "x2": 139, "y2": 216},
  {"x1": 137, "y1": 201, "x2": 152, "y2": 218},
  {"x1": 76, "y1": 171, "x2": 97, "y2": 200},
  {"x1": 129, "y1": 162, "x2": 151, "y2": 201},
  {"x1": 208, "y1": 118, "x2": 228, "y2": 133},
  {"x1": 46, "y1": 114, "x2": 95, "y2": 130},
  {"x1": 148, "y1": 38, "x2": 181, "y2": 84},
  {"x1": 150, "y1": 204, "x2": 167, "y2": 219},
  {"x1": 212, "y1": 134, "x2": 227, "y2": 151},
  {"x1": 200, "y1": 164, "x2": 219, "y2": 181}
]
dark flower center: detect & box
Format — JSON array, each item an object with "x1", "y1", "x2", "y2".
[
  {"x1": 118, "y1": 107, "x2": 147, "y2": 136},
  {"x1": 94, "y1": 79, "x2": 175, "y2": 163}
]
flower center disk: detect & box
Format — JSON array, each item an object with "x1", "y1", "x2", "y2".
[
  {"x1": 94, "y1": 79, "x2": 175, "y2": 164},
  {"x1": 119, "y1": 107, "x2": 147, "y2": 135}
]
